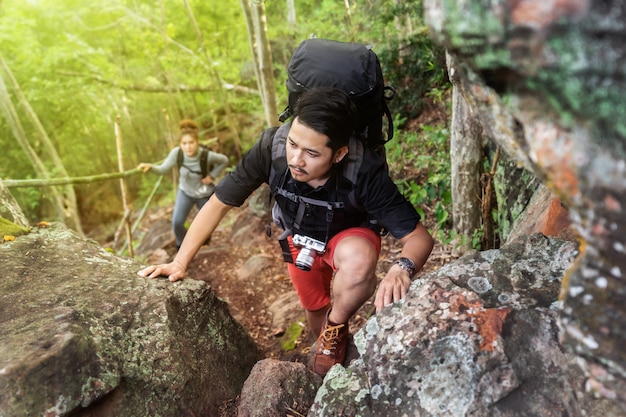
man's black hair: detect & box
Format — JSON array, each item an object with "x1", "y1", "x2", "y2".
[{"x1": 292, "y1": 87, "x2": 357, "y2": 151}]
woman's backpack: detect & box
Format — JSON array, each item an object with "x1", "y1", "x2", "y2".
[{"x1": 176, "y1": 146, "x2": 209, "y2": 177}]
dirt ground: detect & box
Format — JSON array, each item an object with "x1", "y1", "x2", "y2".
[{"x1": 129, "y1": 204, "x2": 453, "y2": 416}]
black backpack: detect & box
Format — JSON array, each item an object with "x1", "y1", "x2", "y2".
[
  {"x1": 278, "y1": 38, "x2": 395, "y2": 149},
  {"x1": 177, "y1": 146, "x2": 209, "y2": 177},
  {"x1": 268, "y1": 39, "x2": 396, "y2": 239}
]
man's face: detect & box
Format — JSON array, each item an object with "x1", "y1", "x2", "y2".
[{"x1": 286, "y1": 118, "x2": 347, "y2": 188}]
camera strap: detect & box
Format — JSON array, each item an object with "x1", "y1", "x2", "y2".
[{"x1": 278, "y1": 234, "x2": 294, "y2": 263}]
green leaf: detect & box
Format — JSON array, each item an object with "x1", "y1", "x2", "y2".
[{"x1": 280, "y1": 321, "x2": 305, "y2": 352}]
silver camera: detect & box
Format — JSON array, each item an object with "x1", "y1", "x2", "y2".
[{"x1": 292, "y1": 234, "x2": 326, "y2": 271}]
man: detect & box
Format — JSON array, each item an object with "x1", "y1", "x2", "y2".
[{"x1": 138, "y1": 87, "x2": 434, "y2": 376}]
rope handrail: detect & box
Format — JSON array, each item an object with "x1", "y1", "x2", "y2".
[{"x1": 1, "y1": 168, "x2": 142, "y2": 188}]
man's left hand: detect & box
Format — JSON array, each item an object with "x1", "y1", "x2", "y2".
[{"x1": 374, "y1": 264, "x2": 411, "y2": 312}]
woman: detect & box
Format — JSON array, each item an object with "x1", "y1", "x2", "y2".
[{"x1": 138, "y1": 119, "x2": 229, "y2": 249}]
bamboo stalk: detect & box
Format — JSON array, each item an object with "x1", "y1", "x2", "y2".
[
  {"x1": 0, "y1": 54, "x2": 83, "y2": 235},
  {"x1": 132, "y1": 175, "x2": 163, "y2": 234},
  {"x1": 114, "y1": 207, "x2": 132, "y2": 252},
  {"x1": 114, "y1": 116, "x2": 134, "y2": 258},
  {"x1": 1, "y1": 169, "x2": 141, "y2": 188},
  {"x1": 56, "y1": 70, "x2": 257, "y2": 94},
  {"x1": 118, "y1": 175, "x2": 164, "y2": 255},
  {"x1": 163, "y1": 108, "x2": 178, "y2": 196}
]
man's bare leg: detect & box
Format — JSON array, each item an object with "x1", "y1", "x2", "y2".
[
  {"x1": 327, "y1": 235, "x2": 378, "y2": 325},
  {"x1": 306, "y1": 304, "x2": 331, "y2": 341},
  {"x1": 310, "y1": 235, "x2": 378, "y2": 375}
]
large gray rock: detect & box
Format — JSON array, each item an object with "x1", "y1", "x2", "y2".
[
  {"x1": 426, "y1": 0, "x2": 626, "y2": 409},
  {"x1": 309, "y1": 235, "x2": 621, "y2": 416},
  {"x1": 0, "y1": 223, "x2": 262, "y2": 417}
]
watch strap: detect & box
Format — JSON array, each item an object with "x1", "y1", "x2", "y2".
[{"x1": 394, "y1": 257, "x2": 416, "y2": 278}]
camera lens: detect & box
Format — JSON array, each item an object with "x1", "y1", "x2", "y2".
[{"x1": 295, "y1": 248, "x2": 315, "y2": 271}]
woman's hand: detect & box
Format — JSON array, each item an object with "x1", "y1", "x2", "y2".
[
  {"x1": 201, "y1": 175, "x2": 213, "y2": 185},
  {"x1": 137, "y1": 260, "x2": 186, "y2": 282},
  {"x1": 137, "y1": 163, "x2": 152, "y2": 173}
]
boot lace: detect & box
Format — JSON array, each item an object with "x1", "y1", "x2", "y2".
[{"x1": 320, "y1": 323, "x2": 345, "y2": 355}]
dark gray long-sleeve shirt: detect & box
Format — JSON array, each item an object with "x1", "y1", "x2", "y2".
[{"x1": 150, "y1": 148, "x2": 229, "y2": 198}]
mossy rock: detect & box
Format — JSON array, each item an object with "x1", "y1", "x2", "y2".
[{"x1": 0, "y1": 217, "x2": 30, "y2": 237}]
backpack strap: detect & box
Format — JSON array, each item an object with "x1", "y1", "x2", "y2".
[
  {"x1": 267, "y1": 121, "x2": 369, "y2": 242},
  {"x1": 268, "y1": 123, "x2": 291, "y2": 189},
  {"x1": 199, "y1": 147, "x2": 209, "y2": 178},
  {"x1": 177, "y1": 147, "x2": 210, "y2": 177},
  {"x1": 273, "y1": 187, "x2": 345, "y2": 229},
  {"x1": 177, "y1": 148, "x2": 184, "y2": 169},
  {"x1": 382, "y1": 87, "x2": 395, "y2": 142},
  {"x1": 343, "y1": 136, "x2": 364, "y2": 210}
]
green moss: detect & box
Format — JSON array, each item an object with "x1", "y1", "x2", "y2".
[
  {"x1": 524, "y1": 28, "x2": 626, "y2": 151},
  {"x1": 440, "y1": 1, "x2": 626, "y2": 150},
  {"x1": 439, "y1": 0, "x2": 511, "y2": 69},
  {"x1": 494, "y1": 160, "x2": 539, "y2": 241},
  {"x1": 0, "y1": 216, "x2": 30, "y2": 237}
]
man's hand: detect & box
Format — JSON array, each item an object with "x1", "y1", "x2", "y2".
[
  {"x1": 374, "y1": 223, "x2": 434, "y2": 313},
  {"x1": 374, "y1": 263, "x2": 412, "y2": 312},
  {"x1": 137, "y1": 259, "x2": 186, "y2": 282}
]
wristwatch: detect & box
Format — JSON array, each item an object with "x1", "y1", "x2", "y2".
[{"x1": 394, "y1": 257, "x2": 416, "y2": 278}]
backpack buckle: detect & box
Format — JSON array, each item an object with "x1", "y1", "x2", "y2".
[{"x1": 278, "y1": 106, "x2": 292, "y2": 123}]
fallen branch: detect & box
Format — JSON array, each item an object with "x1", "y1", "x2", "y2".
[
  {"x1": 118, "y1": 175, "x2": 164, "y2": 255},
  {"x1": 57, "y1": 70, "x2": 259, "y2": 95},
  {"x1": 2, "y1": 169, "x2": 142, "y2": 188}
]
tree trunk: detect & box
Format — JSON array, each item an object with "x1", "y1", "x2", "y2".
[
  {"x1": 480, "y1": 146, "x2": 500, "y2": 249},
  {"x1": 286, "y1": 0, "x2": 296, "y2": 25},
  {"x1": 240, "y1": 0, "x2": 263, "y2": 108},
  {"x1": 253, "y1": 0, "x2": 278, "y2": 127},
  {"x1": 113, "y1": 117, "x2": 133, "y2": 257},
  {"x1": 447, "y1": 52, "x2": 482, "y2": 251},
  {"x1": 241, "y1": 0, "x2": 278, "y2": 127},
  {"x1": 343, "y1": 0, "x2": 355, "y2": 41},
  {"x1": 0, "y1": 180, "x2": 30, "y2": 229},
  {"x1": 0, "y1": 55, "x2": 83, "y2": 235}
]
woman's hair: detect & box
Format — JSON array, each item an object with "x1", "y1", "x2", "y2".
[
  {"x1": 292, "y1": 87, "x2": 357, "y2": 151},
  {"x1": 179, "y1": 119, "x2": 199, "y2": 141}
]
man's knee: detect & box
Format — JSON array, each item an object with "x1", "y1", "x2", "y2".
[{"x1": 334, "y1": 236, "x2": 378, "y2": 277}]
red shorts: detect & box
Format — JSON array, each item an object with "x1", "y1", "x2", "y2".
[{"x1": 286, "y1": 227, "x2": 381, "y2": 311}]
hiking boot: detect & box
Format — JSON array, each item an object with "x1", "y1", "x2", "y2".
[{"x1": 311, "y1": 312, "x2": 349, "y2": 376}]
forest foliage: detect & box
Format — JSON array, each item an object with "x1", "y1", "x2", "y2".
[{"x1": 0, "y1": 0, "x2": 448, "y2": 233}]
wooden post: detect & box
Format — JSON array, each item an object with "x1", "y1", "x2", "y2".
[
  {"x1": 118, "y1": 175, "x2": 163, "y2": 255},
  {"x1": 114, "y1": 116, "x2": 134, "y2": 258},
  {"x1": 163, "y1": 108, "x2": 178, "y2": 195}
]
